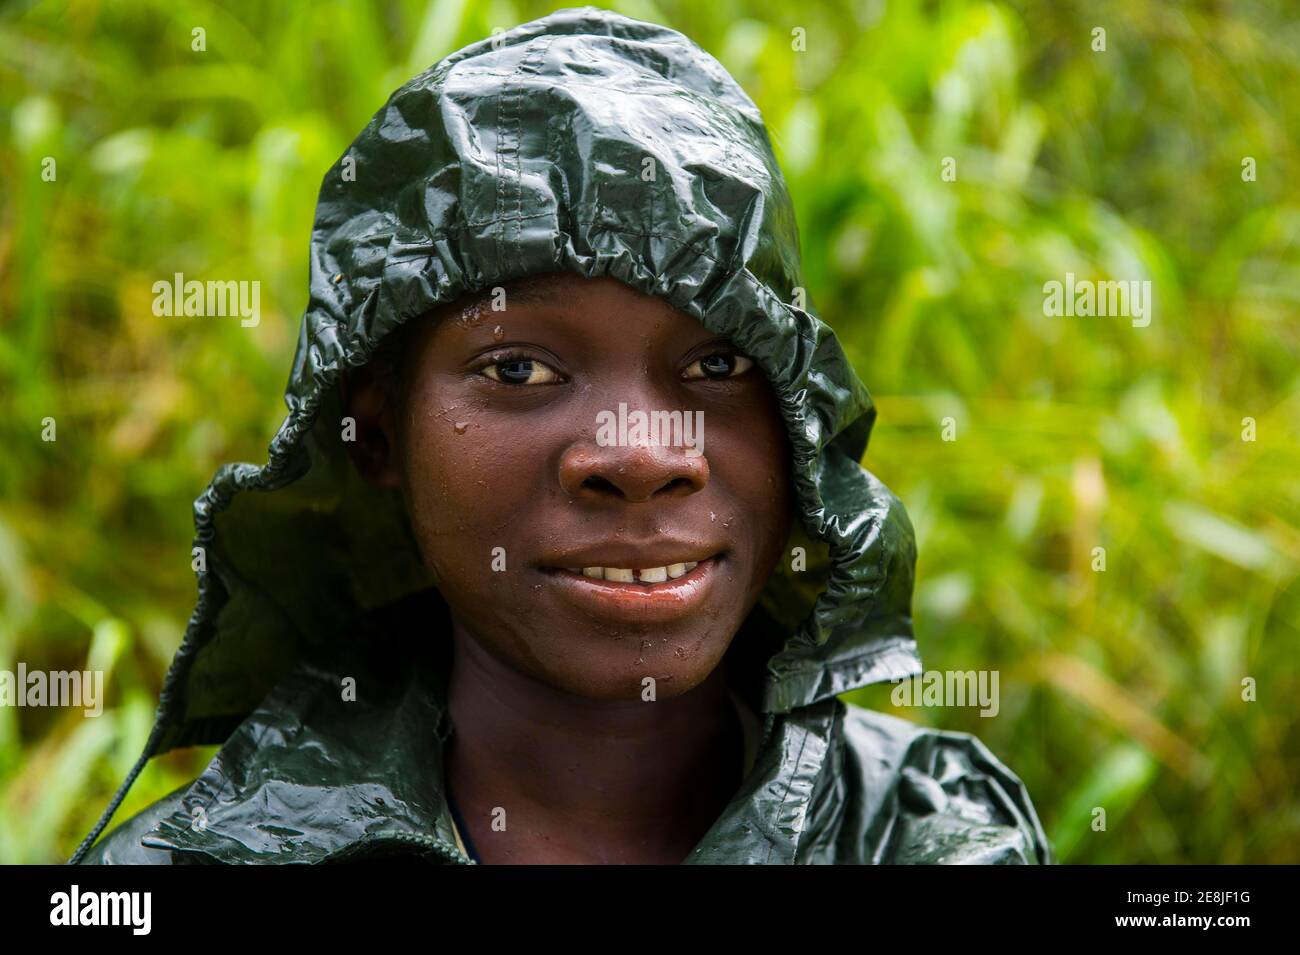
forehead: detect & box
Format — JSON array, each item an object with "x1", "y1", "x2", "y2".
[
  {"x1": 440, "y1": 273, "x2": 700, "y2": 333},
  {"x1": 479, "y1": 272, "x2": 645, "y2": 305}
]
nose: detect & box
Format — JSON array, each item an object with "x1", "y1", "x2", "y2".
[{"x1": 560, "y1": 442, "x2": 709, "y2": 502}]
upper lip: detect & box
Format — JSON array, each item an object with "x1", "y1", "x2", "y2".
[{"x1": 538, "y1": 540, "x2": 725, "y2": 569}]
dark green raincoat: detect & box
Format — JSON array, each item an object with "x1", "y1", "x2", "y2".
[{"x1": 73, "y1": 6, "x2": 1052, "y2": 865}]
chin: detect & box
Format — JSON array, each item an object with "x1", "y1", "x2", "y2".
[{"x1": 537, "y1": 633, "x2": 734, "y2": 702}]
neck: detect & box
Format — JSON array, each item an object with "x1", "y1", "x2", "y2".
[{"x1": 443, "y1": 620, "x2": 742, "y2": 863}]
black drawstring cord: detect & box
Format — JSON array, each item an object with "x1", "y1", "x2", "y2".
[{"x1": 67, "y1": 719, "x2": 163, "y2": 864}]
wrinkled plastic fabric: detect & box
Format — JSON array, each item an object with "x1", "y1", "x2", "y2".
[{"x1": 73, "y1": 6, "x2": 1053, "y2": 865}]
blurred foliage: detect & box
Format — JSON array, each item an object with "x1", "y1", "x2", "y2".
[{"x1": 1, "y1": 0, "x2": 1297, "y2": 863}]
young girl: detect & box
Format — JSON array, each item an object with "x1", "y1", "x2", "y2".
[{"x1": 74, "y1": 7, "x2": 1051, "y2": 865}]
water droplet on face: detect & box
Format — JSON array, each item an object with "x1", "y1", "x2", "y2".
[
  {"x1": 456, "y1": 301, "x2": 488, "y2": 329},
  {"x1": 493, "y1": 325, "x2": 504, "y2": 341},
  {"x1": 454, "y1": 421, "x2": 469, "y2": 434},
  {"x1": 709, "y1": 511, "x2": 716, "y2": 522}
]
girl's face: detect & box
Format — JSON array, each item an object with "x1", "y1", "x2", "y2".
[{"x1": 351, "y1": 273, "x2": 793, "y2": 701}]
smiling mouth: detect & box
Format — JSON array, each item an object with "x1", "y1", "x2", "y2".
[{"x1": 538, "y1": 556, "x2": 721, "y2": 621}]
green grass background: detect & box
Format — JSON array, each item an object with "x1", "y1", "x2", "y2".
[{"x1": 1, "y1": 0, "x2": 1297, "y2": 863}]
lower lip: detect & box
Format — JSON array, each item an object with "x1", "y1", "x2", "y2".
[{"x1": 539, "y1": 558, "x2": 721, "y2": 623}]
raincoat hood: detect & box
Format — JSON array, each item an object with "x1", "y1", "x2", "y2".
[{"x1": 75, "y1": 6, "x2": 1051, "y2": 865}]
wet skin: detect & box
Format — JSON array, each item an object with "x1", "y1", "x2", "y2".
[{"x1": 345, "y1": 273, "x2": 793, "y2": 863}]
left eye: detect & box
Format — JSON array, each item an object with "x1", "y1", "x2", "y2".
[
  {"x1": 481, "y1": 358, "x2": 562, "y2": 385},
  {"x1": 683, "y1": 353, "x2": 754, "y2": 380}
]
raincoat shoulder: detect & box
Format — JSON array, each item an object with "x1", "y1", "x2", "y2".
[
  {"x1": 78, "y1": 615, "x2": 462, "y2": 867},
  {"x1": 830, "y1": 703, "x2": 1054, "y2": 864}
]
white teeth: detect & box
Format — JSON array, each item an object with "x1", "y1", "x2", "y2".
[{"x1": 571, "y1": 561, "x2": 704, "y2": 583}]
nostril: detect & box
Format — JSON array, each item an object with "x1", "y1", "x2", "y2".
[
  {"x1": 580, "y1": 474, "x2": 697, "y2": 498},
  {"x1": 581, "y1": 475, "x2": 621, "y2": 496}
]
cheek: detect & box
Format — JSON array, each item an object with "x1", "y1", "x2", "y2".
[
  {"x1": 707, "y1": 404, "x2": 793, "y2": 578},
  {"x1": 397, "y1": 389, "x2": 549, "y2": 579}
]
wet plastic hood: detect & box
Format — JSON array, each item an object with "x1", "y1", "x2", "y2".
[{"x1": 144, "y1": 3, "x2": 921, "y2": 758}]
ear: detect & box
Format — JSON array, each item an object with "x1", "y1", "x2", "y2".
[{"x1": 340, "y1": 363, "x2": 403, "y2": 489}]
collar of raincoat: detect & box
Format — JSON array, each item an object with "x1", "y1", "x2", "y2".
[{"x1": 75, "y1": 6, "x2": 923, "y2": 864}]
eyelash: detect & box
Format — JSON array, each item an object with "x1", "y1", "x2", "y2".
[{"x1": 473, "y1": 349, "x2": 755, "y2": 385}]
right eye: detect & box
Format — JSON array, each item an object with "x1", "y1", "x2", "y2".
[
  {"x1": 682, "y1": 352, "x2": 754, "y2": 381},
  {"x1": 479, "y1": 357, "x2": 562, "y2": 385}
]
